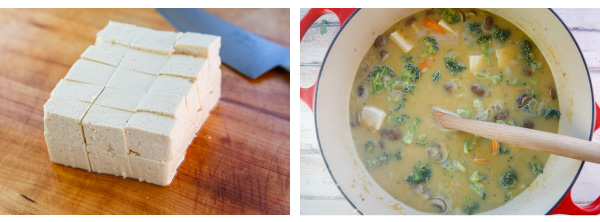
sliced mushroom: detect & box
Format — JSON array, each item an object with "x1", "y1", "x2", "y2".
[
  {"x1": 405, "y1": 16, "x2": 416, "y2": 26},
  {"x1": 426, "y1": 143, "x2": 448, "y2": 164},
  {"x1": 459, "y1": 10, "x2": 467, "y2": 23},
  {"x1": 357, "y1": 84, "x2": 367, "y2": 99},
  {"x1": 380, "y1": 128, "x2": 402, "y2": 140},
  {"x1": 494, "y1": 110, "x2": 509, "y2": 121},
  {"x1": 444, "y1": 82, "x2": 454, "y2": 93},
  {"x1": 523, "y1": 69, "x2": 532, "y2": 76},
  {"x1": 374, "y1": 34, "x2": 387, "y2": 49},
  {"x1": 350, "y1": 111, "x2": 361, "y2": 127},
  {"x1": 378, "y1": 140, "x2": 385, "y2": 149},
  {"x1": 523, "y1": 120, "x2": 534, "y2": 129},
  {"x1": 471, "y1": 84, "x2": 485, "y2": 97},
  {"x1": 437, "y1": 144, "x2": 449, "y2": 164},
  {"x1": 516, "y1": 93, "x2": 532, "y2": 108},
  {"x1": 380, "y1": 50, "x2": 389, "y2": 61},
  {"x1": 429, "y1": 197, "x2": 448, "y2": 213},
  {"x1": 548, "y1": 87, "x2": 557, "y2": 100},
  {"x1": 484, "y1": 16, "x2": 495, "y2": 30},
  {"x1": 412, "y1": 184, "x2": 430, "y2": 200},
  {"x1": 426, "y1": 147, "x2": 440, "y2": 159}
]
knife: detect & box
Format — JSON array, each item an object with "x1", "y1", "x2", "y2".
[{"x1": 157, "y1": 8, "x2": 290, "y2": 79}]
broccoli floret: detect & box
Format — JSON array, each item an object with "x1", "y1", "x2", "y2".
[
  {"x1": 467, "y1": 22, "x2": 483, "y2": 37},
  {"x1": 432, "y1": 71, "x2": 441, "y2": 82},
  {"x1": 405, "y1": 162, "x2": 432, "y2": 184},
  {"x1": 395, "y1": 102, "x2": 405, "y2": 111},
  {"x1": 544, "y1": 108, "x2": 561, "y2": 120},
  {"x1": 416, "y1": 134, "x2": 428, "y2": 146},
  {"x1": 440, "y1": 8, "x2": 460, "y2": 24},
  {"x1": 530, "y1": 161, "x2": 544, "y2": 174},
  {"x1": 464, "y1": 202, "x2": 480, "y2": 215},
  {"x1": 520, "y1": 40, "x2": 541, "y2": 70},
  {"x1": 399, "y1": 63, "x2": 421, "y2": 85},
  {"x1": 401, "y1": 85, "x2": 416, "y2": 94},
  {"x1": 445, "y1": 52, "x2": 467, "y2": 74},
  {"x1": 476, "y1": 35, "x2": 492, "y2": 63},
  {"x1": 370, "y1": 65, "x2": 395, "y2": 94},
  {"x1": 493, "y1": 27, "x2": 511, "y2": 42},
  {"x1": 403, "y1": 118, "x2": 421, "y2": 144},
  {"x1": 499, "y1": 170, "x2": 518, "y2": 190},
  {"x1": 498, "y1": 146, "x2": 510, "y2": 154},
  {"x1": 470, "y1": 171, "x2": 482, "y2": 183},
  {"x1": 403, "y1": 55, "x2": 415, "y2": 64},
  {"x1": 396, "y1": 114, "x2": 409, "y2": 126},
  {"x1": 422, "y1": 37, "x2": 439, "y2": 56},
  {"x1": 463, "y1": 141, "x2": 473, "y2": 153},
  {"x1": 364, "y1": 140, "x2": 377, "y2": 152},
  {"x1": 375, "y1": 150, "x2": 390, "y2": 166},
  {"x1": 394, "y1": 150, "x2": 402, "y2": 160}
]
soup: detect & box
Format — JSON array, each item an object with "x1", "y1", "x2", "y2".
[{"x1": 349, "y1": 8, "x2": 561, "y2": 214}]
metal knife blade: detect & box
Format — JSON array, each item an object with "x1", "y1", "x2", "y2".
[{"x1": 157, "y1": 8, "x2": 290, "y2": 79}]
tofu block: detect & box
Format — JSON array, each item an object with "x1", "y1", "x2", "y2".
[
  {"x1": 89, "y1": 152, "x2": 132, "y2": 178},
  {"x1": 50, "y1": 79, "x2": 104, "y2": 103},
  {"x1": 106, "y1": 67, "x2": 157, "y2": 93},
  {"x1": 43, "y1": 96, "x2": 93, "y2": 171},
  {"x1": 81, "y1": 42, "x2": 131, "y2": 66},
  {"x1": 94, "y1": 87, "x2": 146, "y2": 112},
  {"x1": 82, "y1": 105, "x2": 134, "y2": 154},
  {"x1": 389, "y1": 31, "x2": 414, "y2": 53},
  {"x1": 496, "y1": 45, "x2": 519, "y2": 68},
  {"x1": 209, "y1": 57, "x2": 222, "y2": 77},
  {"x1": 173, "y1": 32, "x2": 221, "y2": 58},
  {"x1": 96, "y1": 21, "x2": 141, "y2": 46},
  {"x1": 438, "y1": 20, "x2": 457, "y2": 35},
  {"x1": 148, "y1": 75, "x2": 201, "y2": 112},
  {"x1": 129, "y1": 151, "x2": 186, "y2": 186},
  {"x1": 125, "y1": 112, "x2": 190, "y2": 161},
  {"x1": 137, "y1": 92, "x2": 188, "y2": 118},
  {"x1": 131, "y1": 29, "x2": 182, "y2": 55},
  {"x1": 64, "y1": 59, "x2": 117, "y2": 86},
  {"x1": 159, "y1": 54, "x2": 209, "y2": 80},
  {"x1": 119, "y1": 49, "x2": 169, "y2": 75},
  {"x1": 361, "y1": 106, "x2": 386, "y2": 131},
  {"x1": 469, "y1": 54, "x2": 486, "y2": 73}
]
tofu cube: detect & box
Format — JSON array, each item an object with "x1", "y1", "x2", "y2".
[
  {"x1": 125, "y1": 112, "x2": 191, "y2": 161},
  {"x1": 438, "y1": 20, "x2": 457, "y2": 35},
  {"x1": 137, "y1": 92, "x2": 188, "y2": 118},
  {"x1": 82, "y1": 105, "x2": 134, "y2": 154},
  {"x1": 43, "y1": 96, "x2": 93, "y2": 171},
  {"x1": 469, "y1": 54, "x2": 486, "y2": 73},
  {"x1": 89, "y1": 152, "x2": 132, "y2": 178},
  {"x1": 93, "y1": 87, "x2": 146, "y2": 113},
  {"x1": 131, "y1": 28, "x2": 182, "y2": 55},
  {"x1": 106, "y1": 67, "x2": 157, "y2": 93},
  {"x1": 96, "y1": 21, "x2": 141, "y2": 46},
  {"x1": 173, "y1": 32, "x2": 221, "y2": 58},
  {"x1": 361, "y1": 106, "x2": 386, "y2": 131},
  {"x1": 159, "y1": 54, "x2": 209, "y2": 80},
  {"x1": 80, "y1": 42, "x2": 130, "y2": 67},
  {"x1": 389, "y1": 31, "x2": 414, "y2": 53},
  {"x1": 64, "y1": 59, "x2": 117, "y2": 86},
  {"x1": 129, "y1": 151, "x2": 186, "y2": 186},
  {"x1": 148, "y1": 75, "x2": 201, "y2": 113},
  {"x1": 119, "y1": 49, "x2": 169, "y2": 75},
  {"x1": 50, "y1": 79, "x2": 104, "y2": 103},
  {"x1": 496, "y1": 45, "x2": 519, "y2": 68}
]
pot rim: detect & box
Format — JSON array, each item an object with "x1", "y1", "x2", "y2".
[{"x1": 311, "y1": 8, "x2": 593, "y2": 215}]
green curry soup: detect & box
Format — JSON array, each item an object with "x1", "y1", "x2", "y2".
[{"x1": 349, "y1": 9, "x2": 560, "y2": 214}]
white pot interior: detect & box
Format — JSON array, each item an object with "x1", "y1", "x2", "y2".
[{"x1": 314, "y1": 8, "x2": 592, "y2": 214}]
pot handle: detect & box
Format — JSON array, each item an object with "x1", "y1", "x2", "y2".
[
  {"x1": 549, "y1": 101, "x2": 600, "y2": 215},
  {"x1": 300, "y1": 8, "x2": 358, "y2": 112}
]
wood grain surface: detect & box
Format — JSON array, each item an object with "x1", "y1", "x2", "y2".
[
  {"x1": 300, "y1": 8, "x2": 600, "y2": 215},
  {"x1": 0, "y1": 8, "x2": 290, "y2": 215}
]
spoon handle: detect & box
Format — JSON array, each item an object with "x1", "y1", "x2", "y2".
[{"x1": 434, "y1": 109, "x2": 600, "y2": 164}]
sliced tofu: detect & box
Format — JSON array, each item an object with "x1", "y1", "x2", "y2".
[
  {"x1": 148, "y1": 75, "x2": 201, "y2": 112},
  {"x1": 80, "y1": 42, "x2": 130, "y2": 66},
  {"x1": 64, "y1": 59, "x2": 117, "y2": 86},
  {"x1": 209, "y1": 57, "x2": 222, "y2": 77},
  {"x1": 82, "y1": 105, "x2": 134, "y2": 155},
  {"x1": 137, "y1": 92, "x2": 188, "y2": 118},
  {"x1": 50, "y1": 79, "x2": 105, "y2": 103},
  {"x1": 96, "y1": 21, "x2": 141, "y2": 46},
  {"x1": 89, "y1": 152, "x2": 132, "y2": 178},
  {"x1": 438, "y1": 20, "x2": 457, "y2": 35},
  {"x1": 119, "y1": 49, "x2": 169, "y2": 75},
  {"x1": 173, "y1": 32, "x2": 221, "y2": 58},
  {"x1": 125, "y1": 112, "x2": 190, "y2": 161},
  {"x1": 93, "y1": 87, "x2": 146, "y2": 113},
  {"x1": 43, "y1": 96, "x2": 93, "y2": 171},
  {"x1": 131, "y1": 28, "x2": 182, "y2": 55},
  {"x1": 361, "y1": 106, "x2": 386, "y2": 131},
  {"x1": 389, "y1": 31, "x2": 414, "y2": 53},
  {"x1": 469, "y1": 54, "x2": 486, "y2": 73},
  {"x1": 128, "y1": 151, "x2": 186, "y2": 186},
  {"x1": 496, "y1": 45, "x2": 519, "y2": 69},
  {"x1": 159, "y1": 54, "x2": 209, "y2": 80},
  {"x1": 106, "y1": 67, "x2": 157, "y2": 93}
]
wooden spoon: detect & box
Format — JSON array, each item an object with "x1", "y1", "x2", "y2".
[{"x1": 432, "y1": 107, "x2": 600, "y2": 164}]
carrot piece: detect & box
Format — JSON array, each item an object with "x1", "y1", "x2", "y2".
[
  {"x1": 474, "y1": 158, "x2": 489, "y2": 164},
  {"x1": 419, "y1": 56, "x2": 433, "y2": 71},
  {"x1": 492, "y1": 140, "x2": 499, "y2": 155},
  {"x1": 515, "y1": 87, "x2": 526, "y2": 92},
  {"x1": 424, "y1": 18, "x2": 445, "y2": 34}
]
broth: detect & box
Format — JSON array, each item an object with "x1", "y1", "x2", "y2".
[{"x1": 349, "y1": 9, "x2": 560, "y2": 214}]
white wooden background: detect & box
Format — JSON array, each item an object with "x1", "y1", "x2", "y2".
[{"x1": 300, "y1": 8, "x2": 600, "y2": 215}]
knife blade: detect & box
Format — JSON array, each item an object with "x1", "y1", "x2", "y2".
[{"x1": 157, "y1": 8, "x2": 290, "y2": 79}]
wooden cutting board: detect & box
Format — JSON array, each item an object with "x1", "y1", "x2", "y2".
[{"x1": 0, "y1": 8, "x2": 290, "y2": 215}]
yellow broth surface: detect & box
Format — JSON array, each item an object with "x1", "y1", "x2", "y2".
[{"x1": 349, "y1": 9, "x2": 560, "y2": 214}]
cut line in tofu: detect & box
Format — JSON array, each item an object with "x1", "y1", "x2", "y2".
[
  {"x1": 131, "y1": 28, "x2": 182, "y2": 55},
  {"x1": 173, "y1": 32, "x2": 221, "y2": 58},
  {"x1": 389, "y1": 31, "x2": 414, "y2": 53},
  {"x1": 129, "y1": 151, "x2": 186, "y2": 186},
  {"x1": 96, "y1": 21, "x2": 141, "y2": 46},
  {"x1": 82, "y1": 105, "x2": 134, "y2": 155},
  {"x1": 106, "y1": 67, "x2": 157, "y2": 93},
  {"x1": 64, "y1": 59, "x2": 117, "y2": 86},
  {"x1": 148, "y1": 75, "x2": 201, "y2": 113},
  {"x1": 93, "y1": 87, "x2": 146, "y2": 113},
  {"x1": 361, "y1": 106, "x2": 386, "y2": 131},
  {"x1": 89, "y1": 151, "x2": 132, "y2": 178},
  {"x1": 159, "y1": 54, "x2": 209, "y2": 80},
  {"x1": 81, "y1": 42, "x2": 131, "y2": 67},
  {"x1": 125, "y1": 112, "x2": 191, "y2": 161},
  {"x1": 119, "y1": 49, "x2": 169, "y2": 75},
  {"x1": 50, "y1": 79, "x2": 105, "y2": 103},
  {"x1": 137, "y1": 92, "x2": 188, "y2": 118}
]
